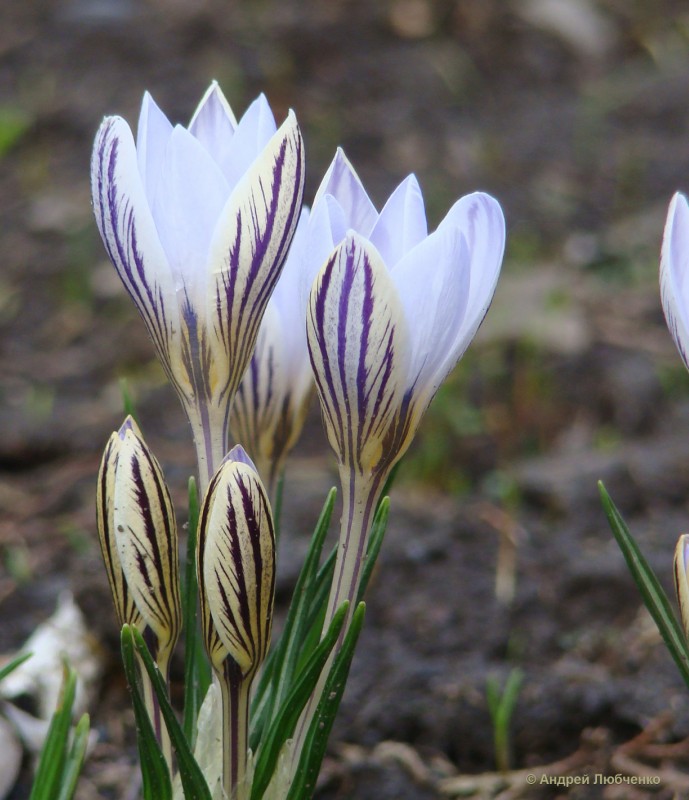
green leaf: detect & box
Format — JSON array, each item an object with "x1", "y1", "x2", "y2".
[
  {"x1": 250, "y1": 602, "x2": 348, "y2": 800},
  {"x1": 29, "y1": 664, "x2": 77, "y2": 800},
  {"x1": 55, "y1": 713, "x2": 90, "y2": 800},
  {"x1": 131, "y1": 627, "x2": 212, "y2": 800},
  {"x1": 285, "y1": 602, "x2": 366, "y2": 800},
  {"x1": 0, "y1": 651, "x2": 31, "y2": 682},
  {"x1": 183, "y1": 476, "x2": 211, "y2": 745},
  {"x1": 599, "y1": 481, "x2": 689, "y2": 689},
  {"x1": 357, "y1": 496, "x2": 390, "y2": 604},
  {"x1": 119, "y1": 378, "x2": 139, "y2": 424},
  {"x1": 120, "y1": 626, "x2": 173, "y2": 800},
  {"x1": 250, "y1": 488, "x2": 336, "y2": 749}
]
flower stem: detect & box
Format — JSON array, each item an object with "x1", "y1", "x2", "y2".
[
  {"x1": 218, "y1": 663, "x2": 252, "y2": 800},
  {"x1": 136, "y1": 649, "x2": 173, "y2": 777}
]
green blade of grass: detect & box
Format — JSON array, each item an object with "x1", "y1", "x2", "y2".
[
  {"x1": 285, "y1": 603, "x2": 366, "y2": 800},
  {"x1": 29, "y1": 664, "x2": 77, "y2": 800},
  {"x1": 0, "y1": 651, "x2": 31, "y2": 682},
  {"x1": 250, "y1": 602, "x2": 348, "y2": 800},
  {"x1": 250, "y1": 489, "x2": 337, "y2": 750},
  {"x1": 131, "y1": 627, "x2": 212, "y2": 800},
  {"x1": 55, "y1": 713, "x2": 90, "y2": 800},
  {"x1": 120, "y1": 627, "x2": 173, "y2": 800},
  {"x1": 599, "y1": 481, "x2": 689, "y2": 689}
]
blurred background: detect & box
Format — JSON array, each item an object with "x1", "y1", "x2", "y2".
[{"x1": 3, "y1": 1, "x2": 689, "y2": 798}]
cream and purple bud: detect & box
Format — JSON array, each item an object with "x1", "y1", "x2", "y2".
[
  {"x1": 674, "y1": 534, "x2": 689, "y2": 639},
  {"x1": 91, "y1": 83, "x2": 305, "y2": 491},
  {"x1": 196, "y1": 445, "x2": 276, "y2": 677},
  {"x1": 96, "y1": 416, "x2": 181, "y2": 667}
]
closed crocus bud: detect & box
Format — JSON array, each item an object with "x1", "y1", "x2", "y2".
[
  {"x1": 197, "y1": 445, "x2": 275, "y2": 678},
  {"x1": 96, "y1": 416, "x2": 181, "y2": 671},
  {"x1": 675, "y1": 534, "x2": 689, "y2": 639},
  {"x1": 91, "y1": 83, "x2": 305, "y2": 492},
  {"x1": 197, "y1": 445, "x2": 275, "y2": 800},
  {"x1": 231, "y1": 209, "x2": 316, "y2": 492},
  {"x1": 661, "y1": 192, "x2": 689, "y2": 369}
]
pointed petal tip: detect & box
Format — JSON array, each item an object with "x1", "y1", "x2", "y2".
[{"x1": 224, "y1": 444, "x2": 259, "y2": 472}]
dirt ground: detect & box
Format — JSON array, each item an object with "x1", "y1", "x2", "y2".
[{"x1": 3, "y1": 1, "x2": 689, "y2": 798}]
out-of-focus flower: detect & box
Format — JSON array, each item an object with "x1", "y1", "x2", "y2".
[
  {"x1": 96, "y1": 416, "x2": 181, "y2": 673},
  {"x1": 230, "y1": 209, "x2": 316, "y2": 491},
  {"x1": 661, "y1": 192, "x2": 689, "y2": 370},
  {"x1": 91, "y1": 83, "x2": 305, "y2": 490},
  {"x1": 675, "y1": 534, "x2": 689, "y2": 639},
  {"x1": 197, "y1": 445, "x2": 275, "y2": 678}
]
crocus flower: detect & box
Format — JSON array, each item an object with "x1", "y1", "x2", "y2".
[
  {"x1": 661, "y1": 192, "x2": 689, "y2": 370},
  {"x1": 97, "y1": 416, "x2": 181, "y2": 769},
  {"x1": 196, "y1": 445, "x2": 275, "y2": 799},
  {"x1": 97, "y1": 416, "x2": 181, "y2": 669},
  {"x1": 91, "y1": 83, "x2": 305, "y2": 492},
  {"x1": 230, "y1": 209, "x2": 317, "y2": 493},
  {"x1": 306, "y1": 149, "x2": 506, "y2": 621}
]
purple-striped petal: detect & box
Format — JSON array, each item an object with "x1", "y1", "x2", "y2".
[
  {"x1": 92, "y1": 115, "x2": 180, "y2": 384},
  {"x1": 661, "y1": 192, "x2": 689, "y2": 371},
  {"x1": 205, "y1": 110, "x2": 305, "y2": 417},
  {"x1": 197, "y1": 460, "x2": 275, "y2": 676},
  {"x1": 112, "y1": 420, "x2": 181, "y2": 661},
  {"x1": 307, "y1": 232, "x2": 409, "y2": 475}
]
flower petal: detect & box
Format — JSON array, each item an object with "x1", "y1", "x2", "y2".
[
  {"x1": 369, "y1": 174, "x2": 428, "y2": 268},
  {"x1": 151, "y1": 125, "x2": 230, "y2": 295},
  {"x1": 96, "y1": 422, "x2": 144, "y2": 631},
  {"x1": 391, "y1": 225, "x2": 470, "y2": 394},
  {"x1": 197, "y1": 461, "x2": 275, "y2": 676},
  {"x1": 436, "y1": 191, "x2": 505, "y2": 375},
  {"x1": 205, "y1": 110, "x2": 305, "y2": 405},
  {"x1": 91, "y1": 116, "x2": 180, "y2": 378},
  {"x1": 312, "y1": 148, "x2": 378, "y2": 237},
  {"x1": 661, "y1": 192, "x2": 689, "y2": 370},
  {"x1": 112, "y1": 421, "x2": 181, "y2": 656},
  {"x1": 223, "y1": 94, "x2": 278, "y2": 191},
  {"x1": 188, "y1": 81, "x2": 238, "y2": 173},
  {"x1": 136, "y1": 92, "x2": 174, "y2": 201},
  {"x1": 307, "y1": 232, "x2": 409, "y2": 474}
]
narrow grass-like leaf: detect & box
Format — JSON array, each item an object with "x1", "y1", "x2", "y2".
[
  {"x1": 29, "y1": 664, "x2": 77, "y2": 800},
  {"x1": 183, "y1": 476, "x2": 210, "y2": 744},
  {"x1": 357, "y1": 496, "x2": 390, "y2": 604},
  {"x1": 250, "y1": 602, "x2": 348, "y2": 800},
  {"x1": 0, "y1": 651, "x2": 31, "y2": 682},
  {"x1": 486, "y1": 668, "x2": 523, "y2": 773},
  {"x1": 131, "y1": 627, "x2": 212, "y2": 800},
  {"x1": 119, "y1": 378, "x2": 139, "y2": 424},
  {"x1": 120, "y1": 626, "x2": 173, "y2": 800},
  {"x1": 250, "y1": 488, "x2": 336, "y2": 749},
  {"x1": 285, "y1": 602, "x2": 366, "y2": 800},
  {"x1": 55, "y1": 713, "x2": 90, "y2": 800},
  {"x1": 599, "y1": 481, "x2": 689, "y2": 689}
]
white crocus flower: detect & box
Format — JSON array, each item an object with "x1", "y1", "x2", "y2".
[
  {"x1": 92, "y1": 83, "x2": 305, "y2": 491},
  {"x1": 290, "y1": 152, "x2": 505, "y2": 767}
]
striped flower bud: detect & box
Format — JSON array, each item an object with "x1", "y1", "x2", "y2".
[
  {"x1": 96, "y1": 416, "x2": 181, "y2": 668},
  {"x1": 197, "y1": 445, "x2": 275, "y2": 678},
  {"x1": 674, "y1": 534, "x2": 689, "y2": 639}
]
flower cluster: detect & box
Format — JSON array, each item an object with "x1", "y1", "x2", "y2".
[{"x1": 92, "y1": 83, "x2": 505, "y2": 800}]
